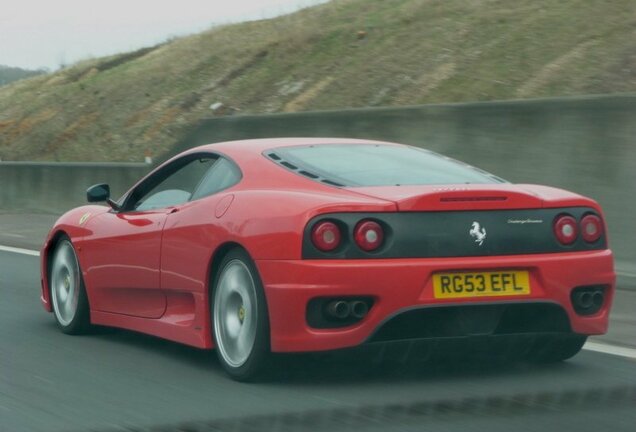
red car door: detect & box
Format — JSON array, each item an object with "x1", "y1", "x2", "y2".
[
  {"x1": 82, "y1": 209, "x2": 169, "y2": 318},
  {"x1": 81, "y1": 154, "x2": 217, "y2": 318}
]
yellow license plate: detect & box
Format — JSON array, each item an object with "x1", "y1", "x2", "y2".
[{"x1": 433, "y1": 270, "x2": 530, "y2": 299}]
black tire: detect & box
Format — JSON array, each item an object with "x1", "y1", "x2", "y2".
[
  {"x1": 211, "y1": 248, "x2": 270, "y2": 381},
  {"x1": 49, "y1": 236, "x2": 92, "y2": 334},
  {"x1": 526, "y1": 334, "x2": 587, "y2": 363}
]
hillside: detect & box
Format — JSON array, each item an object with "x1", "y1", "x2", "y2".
[
  {"x1": 1, "y1": 0, "x2": 635, "y2": 162},
  {"x1": 0, "y1": 65, "x2": 45, "y2": 87}
]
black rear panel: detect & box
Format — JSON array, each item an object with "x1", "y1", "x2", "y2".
[
  {"x1": 302, "y1": 207, "x2": 606, "y2": 259},
  {"x1": 367, "y1": 303, "x2": 572, "y2": 343}
]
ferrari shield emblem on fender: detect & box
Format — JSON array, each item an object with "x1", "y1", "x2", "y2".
[
  {"x1": 469, "y1": 221, "x2": 487, "y2": 246},
  {"x1": 79, "y1": 212, "x2": 91, "y2": 225}
]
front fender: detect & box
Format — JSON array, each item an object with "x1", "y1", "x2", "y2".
[{"x1": 40, "y1": 205, "x2": 109, "y2": 311}]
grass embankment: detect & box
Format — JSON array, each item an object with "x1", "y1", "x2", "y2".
[{"x1": 0, "y1": 0, "x2": 635, "y2": 161}]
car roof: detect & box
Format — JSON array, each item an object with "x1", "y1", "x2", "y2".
[
  {"x1": 172, "y1": 138, "x2": 412, "y2": 193},
  {"x1": 193, "y1": 137, "x2": 402, "y2": 157}
]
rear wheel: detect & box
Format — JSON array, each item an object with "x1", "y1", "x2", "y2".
[
  {"x1": 527, "y1": 334, "x2": 587, "y2": 363},
  {"x1": 50, "y1": 237, "x2": 91, "y2": 334},
  {"x1": 212, "y1": 248, "x2": 270, "y2": 381}
]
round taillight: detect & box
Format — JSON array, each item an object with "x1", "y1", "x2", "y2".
[
  {"x1": 553, "y1": 214, "x2": 578, "y2": 245},
  {"x1": 354, "y1": 220, "x2": 384, "y2": 251},
  {"x1": 581, "y1": 214, "x2": 603, "y2": 243},
  {"x1": 311, "y1": 221, "x2": 341, "y2": 252}
]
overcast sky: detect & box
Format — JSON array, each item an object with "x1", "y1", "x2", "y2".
[{"x1": 1, "y1": 0, "x2": 329, "y2": 70}]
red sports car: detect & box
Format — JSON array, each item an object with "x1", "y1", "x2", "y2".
[{"x1": 40, "y1": 138, "x2": 615, "y2": 380}]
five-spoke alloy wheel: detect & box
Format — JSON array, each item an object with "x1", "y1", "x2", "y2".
[
  {"x1": 50, "y1": 236, "x2": 91, "y2": 334},
  {"x1": 212, "y1": 248, "x2": 270, "y2": 381}
]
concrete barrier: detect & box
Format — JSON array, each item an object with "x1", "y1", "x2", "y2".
[
  {"x1": 172, "y1": 94, "x2": 636, "y2": 266},
  {"x1": 1, "y1": 94, "x2": 634, "y2": 266},
  {"x1": 0, "y1": 162, "x2": 149, "y2": 214}
]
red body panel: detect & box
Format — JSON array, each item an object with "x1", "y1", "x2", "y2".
[
  {"x1": 40, "y1": 205, "x2": 109, "y2": 312},
  {"x1": 40, "y1": 138, "x2": 616, "y2": 353},
  {"x1": 81, "y1": 210, "x2": 168, "y2": 318},
  {"x1": 258, "y1": 250, "x2": 614, "y2": 352},
  {"x1": 351, "y1": 184, "x2": 604, "y2": 212}
]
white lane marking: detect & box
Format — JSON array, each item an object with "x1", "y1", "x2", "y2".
[
  {"x1": 0, "y1": 245, "x2": 40, "y2": 257},
  {"x1": 584, "y1": 341, "x2": 636, "y2": 360},
  {"x1": 2, "y1": 233, "x2": 25, "y2": 238},
  {"x1": 617, "y1": 271, "x2": 636, "y2": 278}
]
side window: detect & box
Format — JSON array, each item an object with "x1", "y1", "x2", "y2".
[
  {"x1": 131, "y1": 156, "x2": 216, "y2": 211},
  {"x1": 191, "y1": 157, "x2": 241, "y2": 200}
]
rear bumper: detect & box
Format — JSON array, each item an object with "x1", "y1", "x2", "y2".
[{"x1": 256, "y1": 249, "x2": 615, "y2": 353}]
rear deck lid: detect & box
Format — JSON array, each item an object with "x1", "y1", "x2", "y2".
[{"x1": 348, "y1": 184, "x2": 546, "y2": 211}]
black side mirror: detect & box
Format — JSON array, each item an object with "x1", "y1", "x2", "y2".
[
  {"x1": 87, "y1": 183, "x2": 110, "y2": 202},
  {"x1": 86, "y1": 183, "x2": 122, "y2": 210}
]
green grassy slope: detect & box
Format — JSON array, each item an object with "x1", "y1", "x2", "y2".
[{"x1": 1, "y1": 0, "x2": 635, "y2": 161}]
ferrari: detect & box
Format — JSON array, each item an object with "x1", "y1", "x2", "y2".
[{"x1": 40, "y1": 138, "x2": 615, "y2": 380}]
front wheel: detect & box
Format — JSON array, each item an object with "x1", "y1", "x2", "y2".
[
  {"x1": 50, "y1": 237, "x2": 91, "y2": 334},
  {"x1": 212, "y1": 248, "x2": 270, "y2": 381}
]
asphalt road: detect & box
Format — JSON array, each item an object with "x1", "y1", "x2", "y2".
[{"x1": 1, "y1": 250, "x2": 636, "y2": 432}]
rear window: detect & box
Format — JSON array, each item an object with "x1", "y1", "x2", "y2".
[{"x1": 266, "y1": 144, "x2": 504, "y2": 187}]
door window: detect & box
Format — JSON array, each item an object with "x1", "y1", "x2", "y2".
[
  {"x1": 191, "y1": 157, "x2": 241, "y2": 200},
  {"x1": 123, "y1": 153, "x2": 242, "y2": 212},
  {"x1": 127, "y1": 155, "x2": 216, "y2": 211}
]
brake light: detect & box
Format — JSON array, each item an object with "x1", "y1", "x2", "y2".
[
  {"x1": 580, "y1": 214, "x2": 603, "y2": 243},
  {"x1": 311, "y1": 221, "x2": 341, "y2": 252},
  {"x1": 354, "y1": 220, "x2": 384, "y2": 251},
  {"x1": 553, "y1": 214, "x2": 578, "y2": 245}
]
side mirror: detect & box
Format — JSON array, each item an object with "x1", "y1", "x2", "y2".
[
  {"x1": 86, "y1": 183, "x2": 122, "y2": 210},
  {"x1": 87, "y1": 183, "x2": 110, "y2": 202}
]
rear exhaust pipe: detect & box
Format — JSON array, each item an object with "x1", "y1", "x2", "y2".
[
  {"x1": 571, "y1": 286, "x2": 606, "y2": 315},
  {"x1": 350, "y1": 301, "x2": 369, "y2": 319},
  {"x1": 325, "y1": 300, "x2": 350, "y2": 319},
  {"x1": 578, "y1": 291, "x2": 593, "y2": 309}
]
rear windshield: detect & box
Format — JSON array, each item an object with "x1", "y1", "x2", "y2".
[{"x1": 267, "y1": 144, "x2": 504, "y2": 187}]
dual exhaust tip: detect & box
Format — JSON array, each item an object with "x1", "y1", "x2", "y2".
[
  {"x1": 571, "y1": 286, "x2": 605, "y2": 315},
  {"x1": 326, "y1": 299, "x2": 369, "y2": 320},
  {"x1": 306, "y1": 296, "x2": 373, "y2": 329}
]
